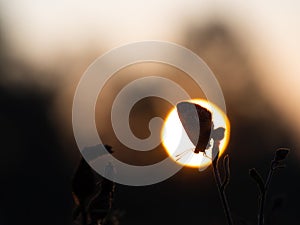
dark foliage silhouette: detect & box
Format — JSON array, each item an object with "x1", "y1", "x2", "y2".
[
  {"x1": 249, "y1": 148, "x2": 289, "y2": 225},
  {"x1": 72, "y1": 145, "x2": 117, "y2": 225}
]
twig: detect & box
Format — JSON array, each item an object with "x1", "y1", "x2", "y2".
[
  {"x1": 257, "y1": 165, "x2": 274, "y2": 225},
  {"x1": 212, "y1": 141, "x2": 234, "y2": 225}
]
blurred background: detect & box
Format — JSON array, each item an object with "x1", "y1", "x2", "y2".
[{"x1": 0, "y1": 1, "x2": 300, "y2": 225}]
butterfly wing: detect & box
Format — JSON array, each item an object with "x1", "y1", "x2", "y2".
[{"x1": 176, "y1": 102, "x2": 212, "y2": 152}]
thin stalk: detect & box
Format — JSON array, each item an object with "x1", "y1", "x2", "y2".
[
  {"x1": 258, "y1": 162, "x2": 275, "y2": 225},
  {"x1": 212, "y1": 142, "x2": 234, "y2": 225}
]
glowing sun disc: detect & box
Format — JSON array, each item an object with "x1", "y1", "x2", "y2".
[{"x1": 161, "y1": 99, "x2": 230, "y2": 168}]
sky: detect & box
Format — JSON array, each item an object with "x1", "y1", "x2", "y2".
[{"x1": 0, "y1": 0, "x2": 299, "y2": 147}]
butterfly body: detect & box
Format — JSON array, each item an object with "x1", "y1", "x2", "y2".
[
  {"x1": 176, "y1": 101, "x2": 213, "y2": 154},
  {"x1": 175, "y1": 101, "x2": 226, "y2": 162}
]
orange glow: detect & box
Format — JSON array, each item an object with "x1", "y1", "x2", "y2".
[{"x1": 161, "y1": 99, "x2": 230, "y2": 168}]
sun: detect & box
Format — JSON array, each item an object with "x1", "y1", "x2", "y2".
[{"x1": 161, "y1": 99, "x2": 230, "y2": 168}]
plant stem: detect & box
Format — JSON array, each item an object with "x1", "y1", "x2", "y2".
[
  {"x1": 258, "y1": 192, "x2": 265, "y2": 225},
  {"x1": 258, "y1": 162, "x2": 274, "y2": 225},
  {"x1": 212, "y1": 142, "x2": 234, "y2": 225}
]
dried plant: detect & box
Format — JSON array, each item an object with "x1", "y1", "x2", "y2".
[
  {"x1": 249, "y1": 148, "x2": 289, "y2": 225},
  {"x1": 211, "y1": 133, "x2": 233, "y2": 225},
  {"x1": 72, "y1": 145, "x2": 118, "y2": 225}
]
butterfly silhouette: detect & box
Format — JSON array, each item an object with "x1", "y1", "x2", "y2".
[{"x1": 175, "y1": 101, "x2": 225, "y2": 161}]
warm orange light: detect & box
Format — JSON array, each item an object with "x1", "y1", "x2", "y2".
[{"x1": 161, "y1": 99, "x2": 230, "y2": 168}]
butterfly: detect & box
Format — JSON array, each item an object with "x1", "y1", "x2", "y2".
[{"x1": 175, "y1": 101, "x2": 225, "y2": 161}]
